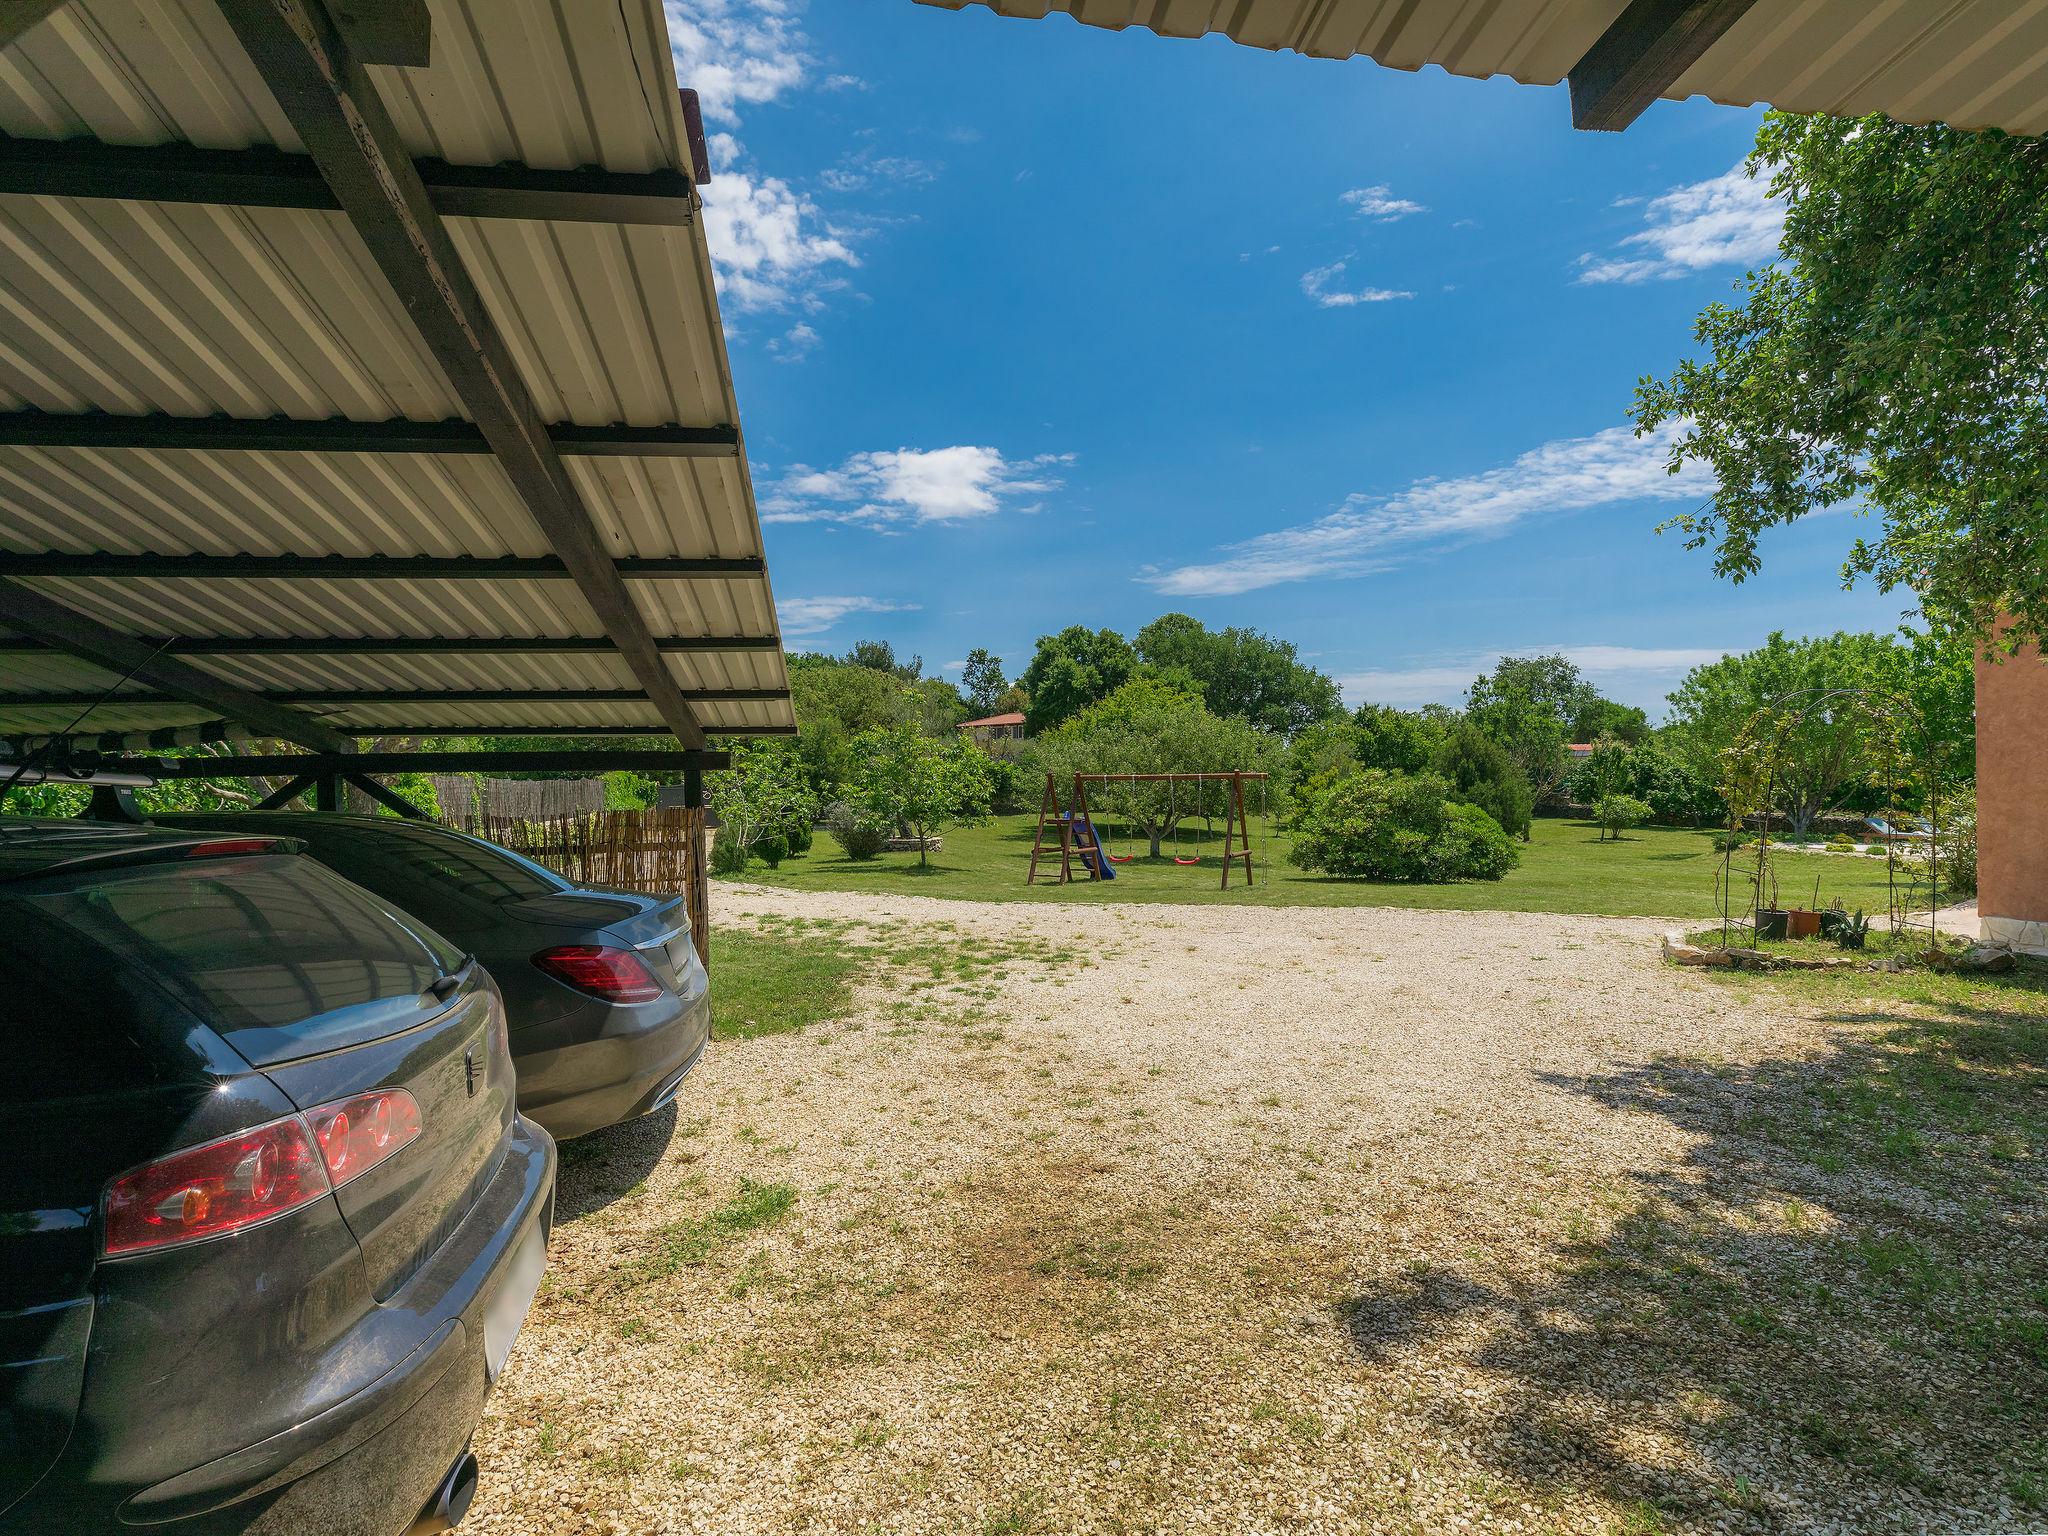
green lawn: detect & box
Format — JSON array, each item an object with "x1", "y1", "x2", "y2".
[{"x1": 731, "y1": 813, "x2": 1911, "y2": 919}]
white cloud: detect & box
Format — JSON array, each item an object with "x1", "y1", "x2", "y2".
[
  {"x1": 767, "y1": 322, "x2": 819, "y2": 362},
  {"x1": 1141, "y1": 422, "x2": 1709, "y2": 597},
  {"x1": 1342, "y1": 184, "x2": 1427, "y2": 222},
  {"x1": 765, "y1": 446, "x2": 1072, "y2": 528},
  {"x1": 664, "y1": 0, "x2": 809, "y2": 125},
  {"x1": 1300, "y1": 261, "x2": 1413, "y2": 309},
  {"x1": 776, "y1": 595, "x2": 918, "y2": 638},
  {"x1": 1577, "y1": 164, "x2": 1783, "y2": 284},
  {"x1": 701, "y1": 169, "x2": 857, "y2": 311},
  {"x1": 819, "y1": 153, "x2": 941, "y2": 194},
  {"x1": 1337, "y1": 645, "x2": 1734, "y2": 710}
]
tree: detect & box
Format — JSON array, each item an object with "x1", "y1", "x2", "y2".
[
  {"x1": 707, "y1": 739, "x2": 817, "y2": 867},
  {"x1": 961, "y1": 648, "x2": 1008, "y2": 716},
  {"x1": 1635, "y1": 113, "x2": 2048, "y2": 650},
  {"x1": 1663, "y1": 631, "x2": 1907, "y2": 838},
  {"x1": 1134, "y1": 613, "x2": 1343, "y2": 736},
  {"x1": 841, "y1": 639, "x2": 922, "y2": 680},
  {"x1": 1571, "y1": 697, "x2": 1650, "y2": 747},
  {"x1": 787, "y1": 652, "x2": 966, "y2": 799},
  {"x1": 1018, "y1": 626, "x2": 1139, "y2": 734},
  {"x1": 848, "y1": 719, "x2": 993, "y2": 869},
  {"x1": 1595, "y1": 793, "x2": 1652, "y2": 841},
  {"x1": 1465, "y1": 655, "x2": 1581, "y2": 808},
  {"x1": 1034, "y1": 677, "x2": 1270, "y2": 858},
  {"x1": 1352, "y1": 703, "x2": 1444, "y2": 774},
  {"x1": 1432, "y1": 722, "x2": 1534, "y2": 840}
]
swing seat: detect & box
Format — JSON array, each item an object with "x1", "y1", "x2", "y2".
[
  {"x1": 1172, "y1": 855, "x2": 1200, "y2": 866},
  {"x1": 1106, "y1": 853, "x2": 1133, "y2": 864}
]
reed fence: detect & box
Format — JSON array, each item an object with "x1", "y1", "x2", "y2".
[{"x1": 467, "y1": 808, "x2": 709, "y2": 966}]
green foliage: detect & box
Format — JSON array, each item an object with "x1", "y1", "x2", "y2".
[
  {"x1": 709, "y1": 833, "x2": 751, "y2": 876},
  {"x1": 603, "y1": 772, "x2": 655, "y2": 811},
  {"x1": 1663, "y1": 630, "x2": 1969, "y2": 836},
  {"x1": 379, "y1": 771, "x2": 442, "y2": 820},
  {"x1": 785, "y1": 652, "x2": 966, "y2": 799},
  {"x1": 752, "y1": 832, "x2": 787, "y2": 869},
  {"x1": 707, "y1": 739, "x2": 817, "y2": 858},
  {"x1": 0, "y1": 780, "x2": 88, "y2": 817},
  {"x1": 1351, "y1": 702, "x2": 1445, "y2": 774},
  {"x1": 1464, "y1": 654, "x2": 1581, "y2": 805},
  {"x1": 1572, "y1": 696, "x2": 1651, "y2": 746},
  {"x1": 1437, "y1": 800, "x2": 1519, "y2": 880},
  {"x1": 1277, "y1": 716, "x2": 1362, "y2": 821},
  {"x1": 1595, "y1": 793, "x2": 1653, "y2": 841},
  {"x1": 824, "y1": 801, "x2": 889, "y2": 860},
  {"x1": 848, "y1": 712, "x2": 995, "y2": 868},
  {"x1": 1432, "y1": 722, "x2": 1534, "y2": 840},
  {"x1": 961, "y1": 647, "x2": 1008, "y2": 716},
  {"x1": 1133, "y1": 612, "x2": 1342, "y2": 736},
  {"x1": 841, "y1": 639, "x2": 921, "y2": 679},
  {"x1": 1287, "y1": 768, "x2": 1516, "y2": 883},
  {"x1": 1018, "y1": 626, "x2": 1139, "y2": 734},
  {"x1": 1635, "y1": 112, "x2": 2048, "y2": 647},
  {"x1": 1034, "y1": 677, "x2": 1273, "y2": 858}
]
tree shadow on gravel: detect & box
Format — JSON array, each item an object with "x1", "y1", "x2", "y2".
[
  {"x1": 553, "y1": 1103, "x2": 680, "y2": 1222},
  {"x1": 1333, "y1": 965, "x2": 2048, "y2": 1532}
]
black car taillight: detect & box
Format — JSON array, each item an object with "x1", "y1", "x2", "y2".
[
  {"x1": 532, "y1": 944, "x2": 664, "y2": 1004},
  {"x1": 102, "y1": 1090, "x2": 422, "y2": 1257}
]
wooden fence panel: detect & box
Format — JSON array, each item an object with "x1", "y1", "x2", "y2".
[{"x1": 465, "y1": 808, "x2": 709, "y2": 967}]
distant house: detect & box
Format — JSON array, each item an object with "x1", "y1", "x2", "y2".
[
  {"x1": 959, "y1": 711, "x2": 1026, "y2": 745},
  {"x1": 1564, "y1": 743, "x2": 1596, "y2": 762}
]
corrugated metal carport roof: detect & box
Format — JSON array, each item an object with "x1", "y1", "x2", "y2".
[
  {"x1": 918, "y1": 0, "x2": 2048, "y2": 136},
  {"x1": 0, "y1": 0, "x2": 792, "y2": 750}
]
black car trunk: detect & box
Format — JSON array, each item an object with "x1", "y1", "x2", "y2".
[
  {"x1": 252, "y1": 969, "x2": 513, "y2": 1301},
  {"x1": 500, "y1": 887, "x2": 692, "y2": 985}
]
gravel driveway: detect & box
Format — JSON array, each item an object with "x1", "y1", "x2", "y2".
[{"x1": 467, "y1": 887, "x2": 2043, "y2": 1536}]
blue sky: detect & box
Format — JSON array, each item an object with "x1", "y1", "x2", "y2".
[{"x1": 668, "y1": 2, "x2": 1907, "y2": 719}]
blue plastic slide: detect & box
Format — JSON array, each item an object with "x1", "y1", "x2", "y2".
[{"x1": 1066, "y1": 813, "x2": 1116, "y2": 880}]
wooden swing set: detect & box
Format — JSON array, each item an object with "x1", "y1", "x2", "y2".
[{"x1": 1027, "y1": 771, "x2": 1268, "y2": 889}]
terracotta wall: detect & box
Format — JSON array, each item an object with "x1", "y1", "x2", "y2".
[{"x1": 1976, "y1": 628, "x2": 2048, "y2": 954}]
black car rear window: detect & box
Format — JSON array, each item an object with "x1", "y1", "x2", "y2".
[
  {"x1": 22, "y1": 855, "x2": 463, "y2": 1066},
  {"x1": 292, "y1": 824, "x2": 564, "y2": 906}
]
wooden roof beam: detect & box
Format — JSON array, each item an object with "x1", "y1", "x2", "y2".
[{"x1": 1568, "y1": 0, "x2": 1758, "y2": 131}]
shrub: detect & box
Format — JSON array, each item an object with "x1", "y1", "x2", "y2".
[
  {"x1": 782, "y1": 820, "x2": 814, "y2": 857},
  {"x1": 1436, "y1": 800, "x2": 1519, "y2": 880},
  {"x1": 1935, "y1": 788, "x2": 1977, "y2": 897},
  {"x1": 1594, "y1": 793, "x2": 1653, "y2": 840},
  {"x1": 825, "y1": 801, "x2": 888, "y2": 861},
  {"x1": 1433, "y1": 724, "x2": 1533, "y2": 840},
  {"x1": 1826, "y1": 834, "x2": 1856, "y2": 851},
  {"x1": 753, "y1": 832, "x2": 787, "y2": 869},
  {"x1": 709, "y1": 832, "x2": 750, "y2": 876},
  {"x1": 1287, "y1": 768, "x2": 1513, "y2": 882}
]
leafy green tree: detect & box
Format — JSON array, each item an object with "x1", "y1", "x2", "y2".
[
  {"x1": 1432, "y1": 722, "x2": 1534, "y2": 840},
  {"x1": 786, "y1": 652, "x2": 965, "y2": 798},
  {"x1": 841, "y1": 639, "x2": 921, "y2": 680},
  {"x1": 1134, "y1": 613, "x2": 1342, "y2": 736},
  {"x1": 961, "y1": 648, "x2": 1008, "y2": 716},
  {"x1": 1571, "y1": 698, "x2": 1650, "y2": 747},
  {"x1": 1034, "y1": 677, "x2": 1270, "y2": 858},
  {"x1": 1278, "y1": 716, "x2": 1361, "y2": 820},
  {"x1": 1635, "y1": 113, "x2": 2048, "y2": 648},
  {"x1": 1465, "y1": 655, "x2": 1583, "y2": 807},
  {"x1": 1018, "y1": 626, "x2": 1139, "y2": 734},
  {"x1": 1663, "y1": 631, "x2": 1912, "y2": 837},
  {"x1": 707, "y1": 739, "x2": 817, "y2": 867},
  {"x1": 848, "y1": 719, "x2": 993, "y2": 869},
  {"x1": 1352, "y1": 703, "x2": 1445, "y2": 774},
  {"x1": 1595, "y1": 793, "x2": 1652, "y2": 841}
]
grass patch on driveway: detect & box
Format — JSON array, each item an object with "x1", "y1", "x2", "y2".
[{"x1": 710, "y1": 926, "x2": 862, "y2": 1041}]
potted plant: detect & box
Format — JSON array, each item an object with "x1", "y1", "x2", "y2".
[
  {"x1": 1786, "y1": 876, "x2": 1825, "y2": 939},
  {"x1": 1837, "y1": 909, "x2": 1870, "y2": 950}
]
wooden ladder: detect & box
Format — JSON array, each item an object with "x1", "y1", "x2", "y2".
[{"x1": 1026, "y1": 776, "x2": 1100, "y2": 885}]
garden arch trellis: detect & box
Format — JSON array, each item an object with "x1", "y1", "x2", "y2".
[{"x1": 1714, "y1": 687, "x2": 1958, "y2": 952}]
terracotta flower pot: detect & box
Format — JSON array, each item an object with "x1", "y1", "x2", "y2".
[{"x1": 1787, "y1": 909, "x2": 1822, "y2": 939}]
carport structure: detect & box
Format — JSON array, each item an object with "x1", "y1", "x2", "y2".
[{"x1": 0, "y1": 0, "x2": 792, "y2": 824}]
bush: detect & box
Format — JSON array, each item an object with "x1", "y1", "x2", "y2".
[
  {"x1": 753, "y1": 832, "x2": 787, "y2": 869},
  {"x1": 1287, "y1": 768, "x2": 1514, "y2": 882},
  {"x1": 824, "y1": 801, "x2": 888, "y2": 861},
  {"x1": 1433, "y1": 724, "x2": 1533, "y2": 840},
  {"x1": 1436, "y1": 800, "x2": 1519, "y2": 880},
  {"x1": 783, "y1": 820, "x2": 814, "y2": 857},
  {"x1": 709, "y1": 832, "x2": 750, "y2": 876},
  {"x1": 1935, "y1": 788, "x2": 1976, "y2": 897},
  {"x1": 1827, "y1": 835, "x2": 1856, "y2": 851},
  {"x1": 1594, "y1": 793, "x2": 1652, "y2": 840}
]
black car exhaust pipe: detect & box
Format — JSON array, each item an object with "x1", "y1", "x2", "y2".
[{"x1": 409, "y1": 1448, "x2": 479, "y2": 1534}]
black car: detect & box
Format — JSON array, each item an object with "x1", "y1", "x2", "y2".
[
  {"x1": 147, "y1": 813, "x2": 710, "y2": 1142},
  {"x1": 0, "y1": 820, "x2": 555, "y2": 1535}
]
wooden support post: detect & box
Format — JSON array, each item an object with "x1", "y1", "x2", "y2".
[
  {"x1": 314, "y1": 772, "x2": 342, "y2": 812},
  {"x1": 255, "y1": 774, "x2": 315, "y2": 810},
  {"x1": 345, "y1": 773, "x2": 429, "y2": 820}
]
